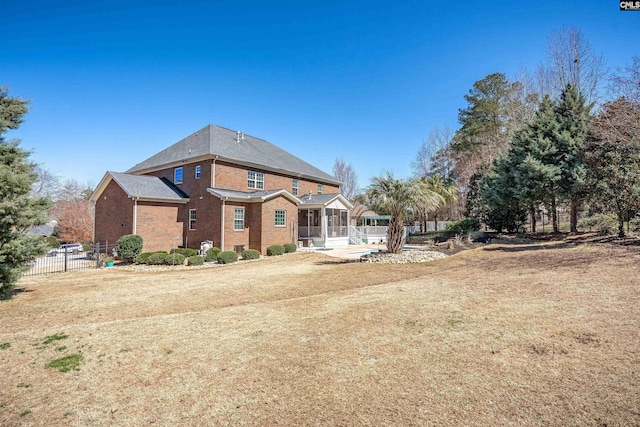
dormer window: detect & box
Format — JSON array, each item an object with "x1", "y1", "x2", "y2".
[
  {"x1": 247, "y1": 171, "x2": 264, "y2": 189},
  {"x1": 174, "y1": 167, "x2": 183, "y2": 184}
]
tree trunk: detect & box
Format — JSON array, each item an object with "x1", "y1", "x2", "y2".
[
  {"x1": 617, "y1": 203, "x2": 626, "y2": 238},
  {"x1": 570, "y1": 198, "x2": 579, "y2": 233},
  {"x1": 433, "y1": 213, "x2": 438, "y2": 231},
  {"x1": 551, "y1": 197, "x2": 559, "y2": 233},
  {"x1": 386, "y1": 219, "x2": 405, "y2": 254},
  {"x1": 530, "y1": 206, "x2": 537, "y2": 233}
]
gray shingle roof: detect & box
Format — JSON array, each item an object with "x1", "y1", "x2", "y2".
[
  {"x1": 207, "y1": 188, "x2": 299, "y2": 204},
  {"x1": 109, "y1": 172, "x2": 189, "y2": 202},
  {"x1": 127, "y1": 124, "x2": 341, "y2": 185}
]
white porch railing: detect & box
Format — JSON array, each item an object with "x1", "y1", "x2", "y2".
[
  {"x1": 299, "y1": 226, "x2": 322, "y2": 238},
  {"x1": 349, "y1": 226, "x2": 363, "y2": 244},
  {"x1": 327, "y1": 226, "x2": 348, "y2": 238}
]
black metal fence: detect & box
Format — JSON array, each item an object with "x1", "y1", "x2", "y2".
[{"x1": 23, "y1": 242, "x2": 118, "y2": 277}]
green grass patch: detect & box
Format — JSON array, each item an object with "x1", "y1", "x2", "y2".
[
  {"x1": 43, "y1": 333, "x2": 68, "y2": 345},
  {"x1": 0, "y1": 342, "x2": 10, "y2": 349},
  {"x1": 20, "y1": 410, "x2": 31, "y2": 417},
  {"x1": 46, "y1": 354, "x2": 81, "y2": 372}
]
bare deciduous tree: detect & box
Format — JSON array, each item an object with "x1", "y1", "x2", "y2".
[
  {"x1": 411, "y1": 125, "x2": 454, "y2": 181},
  {"x1": 609, "y1": 56, "x2": 640, "y2": 104},
  {"x1": 332, "y1": 158, "x2": 358, "y2": 200},
  {"x1": 31, "y1": 165, "x2": 61, "y2": 200},
  {"x1": 537, "y1": 26, "x2": 606, "y2": 104},
  {"x1": 49, "y1": 180, "x2": 94, "y2": 243}
]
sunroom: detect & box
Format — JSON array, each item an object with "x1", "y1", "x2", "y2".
[{"x1": 297, "y1": 193, "x2": 353, "y2": 248}]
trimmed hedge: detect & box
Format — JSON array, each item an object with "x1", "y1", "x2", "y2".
[
  {"x1": 241, "y1": 249, "x2": 261, "y2": 260},
  {"x1": 187, "y1": 255, "x2": 205, "y2": 266},
  {"x1": 147, "y1": 252, "x2": 169, "y2": 265},
  {"x1": 217, "y1": 251, "x2": 238, "y2": 264},
  {"x1": 205, "y1": 247, "x2": 221, "y2": 262},
  {"x1": 283, "y1": 243, "x2": 297, "y2": 253},
  {"x1": 166, "y1": 253, "x2": 186, "y2": 265},
  {"x1": 116, "y1": 234, "x2": 143, "y2": 262},
  {"x1": 171, "y1": 248, "x2": 199, "y2": 257},
  {"x1": 266, "y1": 245, "x2": 285, "y2": 256}
]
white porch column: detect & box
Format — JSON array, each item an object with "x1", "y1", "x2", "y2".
[{"x1": 321, "y1": 207, "x2": 327, "y2": 244}]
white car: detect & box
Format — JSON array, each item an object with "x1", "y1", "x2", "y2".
[{"x1": 47, "y1": 243, "x2": 84, "y2": 256}]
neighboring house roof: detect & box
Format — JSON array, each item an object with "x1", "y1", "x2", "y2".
[
  {"x1": 207, "y1": 188, "x2": 300, "y2": 204},
  {"x1": 90, "y1": 171, "x2": 190, "y2": 203},
  {"x1": 127, "y1": 124, "x2": 342, "y2": 186},
  {"x1": 298, "y1": 193, "x2": 354, "y2": 209},
  {"x1": 27, "y1": 220, "x2": 57, "y2": 237}
]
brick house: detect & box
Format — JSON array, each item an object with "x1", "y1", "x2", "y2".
[{"x1": 91, "y1": 124, "x2": 353, "y2": 254}]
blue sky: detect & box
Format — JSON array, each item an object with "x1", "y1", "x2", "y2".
[{"x1": 2, "y1": 0, "x2": 638, "y2": 192}]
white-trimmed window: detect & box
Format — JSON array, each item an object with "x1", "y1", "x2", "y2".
[
  {"x1": 189, "y1": 209, "x2": 196, "y2": 230},
  {"x1": 275, "y1": 210, "x2": 286, "y2": 227},
  {"x1": 195, "y1": 165, "x2": 201, "y2": 179},
  {"x1": 292, "y1": 179, "x2": 298, "y2": 196},
  {"x1": 174, "y1": 167, "x2": 183, "y2": 184},
  {"x1": 247, "y1": 171, "x2": 264, "y2": 189},
  {"x1": 317, "y1": 184, "x2": 323, "y2": 194},
  {"x1": 234, "y1": 208, "x2": 245, "y2": 230}
]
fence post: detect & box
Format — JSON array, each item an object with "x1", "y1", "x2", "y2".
[
  {"x1": 64, "y1": 248, "x2": 68, "y2": 273},
  {"x1": 95, "y1": 242, "x2": 100, "y2": 268}
]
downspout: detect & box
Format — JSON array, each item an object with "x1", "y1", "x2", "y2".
[
  {"x1": 211, "y1": 156, "x2": 218, "y2": 189},
  {"x1": 221, "y1": 197, "x2": 226, "y2": 251},
  {"x1": 132, "y1": 197, "x2": 138, "y2": 234}
]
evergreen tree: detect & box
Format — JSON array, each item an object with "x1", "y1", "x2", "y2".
[
  {"x1": 510, "y1": 96, "x2": 562, "y2": 232},
  {"x1": 0, "y1": 86, "x2": 50, "y2": 299},
  {"x1": 553, "y1": 85, "x2": 592, "y2": 232}
]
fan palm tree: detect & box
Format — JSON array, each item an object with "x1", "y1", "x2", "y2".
[
  {"x1": 362, "y1": 172, "x2": 443, "y2": 253},
  {"x1": 419, "y1": 175, "x2": 459, "y2": 231}
]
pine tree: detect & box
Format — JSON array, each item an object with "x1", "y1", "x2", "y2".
[{"x1": 0, "y1": 86, "x2": 50, "y2": 299}]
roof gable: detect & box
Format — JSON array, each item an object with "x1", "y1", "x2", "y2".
[
  {"x1": 91, "y1": 172, "x2": 190, "y2": 203},
  {"x1": 127, "y1": 124, "x2": 341, "y2": 185}
]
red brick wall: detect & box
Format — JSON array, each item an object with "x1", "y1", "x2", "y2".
[
  {"x1": 94, "y1": 180, "x2": 133, "y2": 246},
  {"x1": 138, "y1": 159, "x2": 340, "y2": 252},
  {"x1": 215, "y1": 162, "x2": 340, "y2": 194},
  {"x1": 136, "y1": 202, "x2": 184, "y2": 252},
  {"x1": 259, "y1": 196, "x2": 297, "y2": 253},
  {"x1": 223, "y1": 201, "x2": 250, "y2": 253}
]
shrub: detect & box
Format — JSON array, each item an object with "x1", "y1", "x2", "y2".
[
  {"x1": 217, "y1": 251, "x2": 238, "y2": 264},
  {"x1": 45, "y1": 236, "x2": 60, "y2": 248},
  {"x1": 166, "y1": 253, "x2": 186, "y2": 265},
  {"x1": 187, "y1": 255, "x2": 205, "y2": 266},
  {"x1": 446, "y1": 218, "x2": 481, "y2": 236},
  {"x1": 578, "y1": 213, "x2": 617, "y2": 236},
  {"x1": 116, "y1": 234, "x2": 143, "y2": 263},
  {"x1": 266, "y1": 245, "x2": 285, "y2": 256},
  {"x1": 171, "y1": 248, "x2": 199, "y2": 257},
  {"x1": 136, "y1": 252, "x2": 155, "y2": 264},
  {"x1": 147, "y1": 252, "x2": 169, "y2": 265},
  {"x1": 283, "y1": 243, "x2": 297, "y2": 253},
  {"x1": 82, "y1": 243, "x2": 91, "y2": 252},
  {"x1": 630, "y1": 216, "x2": 640, "y2": 233},
  {"x1": 205, "y1": 247, "x2": 221, "y2": 262},
  {"x1": 241, "y1": 249, "x2": 261, "y2": 260}
]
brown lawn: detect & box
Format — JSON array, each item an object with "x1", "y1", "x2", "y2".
[{"x1": 1, "y1": 241, "x2": 639, "y2": 426}]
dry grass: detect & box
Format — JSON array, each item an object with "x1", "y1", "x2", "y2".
[{"x1": 1, "y1": 242, "x2": 640, "y2": 426}]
